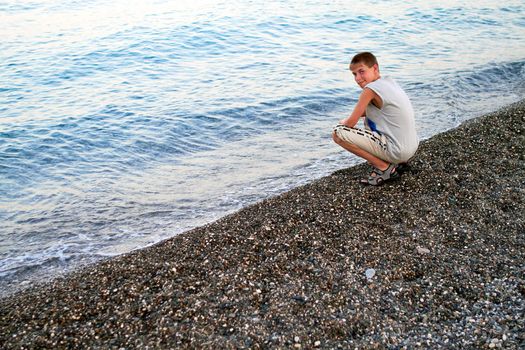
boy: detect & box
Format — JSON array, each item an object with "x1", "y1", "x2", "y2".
[{"x1": 332, "y1": 52, "x2": 418, "y2": 185}]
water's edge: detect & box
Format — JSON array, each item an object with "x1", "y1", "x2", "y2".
[{"x1": 2, "y1": 98, "x2": 523, "y2": 300}]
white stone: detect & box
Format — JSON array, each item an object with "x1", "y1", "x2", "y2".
[{"x1": 416, "y1": 246, "x2": 431, "y2": 254}]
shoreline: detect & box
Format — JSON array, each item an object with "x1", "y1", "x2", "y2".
[{"x1": 1, "y1": 100, "x2": 524, "y2": 348}]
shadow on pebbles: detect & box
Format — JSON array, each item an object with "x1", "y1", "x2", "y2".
[{"x1": 1, "y1": 101, "x2": 524, "y2": 349}]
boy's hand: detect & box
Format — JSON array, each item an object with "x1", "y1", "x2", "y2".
[{"x1": 339, "y1": 117, "x2": 357, "y2": 127}]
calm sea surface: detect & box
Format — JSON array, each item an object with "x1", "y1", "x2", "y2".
[{"x1": 1, "y1": 0, "x2": 524, "y2": 295}]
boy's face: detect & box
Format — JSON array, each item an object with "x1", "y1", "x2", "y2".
[{"x1": 350, "y1": 62, "x2": 380, "y2": 89}]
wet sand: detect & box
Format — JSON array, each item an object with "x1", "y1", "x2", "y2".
[{"x1": 1, "y1": 100, "x2": 524, "y2": 349}]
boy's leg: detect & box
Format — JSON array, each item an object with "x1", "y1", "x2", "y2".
[
  {"x1": 332, "y1": 126, "x2": 392, "y2": 171},
  {"x1": 333, "y1": 133, "x2": 389, "y2": 170}
]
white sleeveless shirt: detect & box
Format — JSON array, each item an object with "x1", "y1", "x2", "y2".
[{"x1": 365, "y1": 76, "x2": 419, "y2": 162}]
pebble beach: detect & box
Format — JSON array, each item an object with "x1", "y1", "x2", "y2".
[{"x1": 1, "y1": 100, "x2": 524, "y2": 348}]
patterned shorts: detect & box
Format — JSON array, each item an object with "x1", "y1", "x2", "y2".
[{"x1": 333, "y1": 124, "x2": 395, "y2": 163}]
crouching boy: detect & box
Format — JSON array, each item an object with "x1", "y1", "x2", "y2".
[{"x1": 332, "y1": 52, "x2": 418, "y2": 185}]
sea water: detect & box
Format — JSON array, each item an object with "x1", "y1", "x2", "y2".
[{"x1": 1, "y1": 0, "x2": 524, "y2": 296}]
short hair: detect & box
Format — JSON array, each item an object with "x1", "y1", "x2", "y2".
[{"x1": 350, "y1": 52, "x2": 378, "y2": 68}]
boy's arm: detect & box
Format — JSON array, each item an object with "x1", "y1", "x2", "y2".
[{"x1": 339, "y1": 88, "x2": 376, "y2": 127}]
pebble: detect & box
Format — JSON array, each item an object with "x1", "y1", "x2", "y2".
[
  {"x1": 365, "y1": 268, "x2": 376, "y2": 280},
  {"x1": 416, "y1": 246, "x2": 430, "y2": 254}
]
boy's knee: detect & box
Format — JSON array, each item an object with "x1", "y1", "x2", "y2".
[{"x1": 332, "y1": 130, "x2": 341, "y2": 143}]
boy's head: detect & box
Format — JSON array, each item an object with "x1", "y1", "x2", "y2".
[
  {"x1": 350, "y1": 52, "x2": 378, "y2": 68},
  {"x1": 349, "y1": 52, "x2": 380, "y2": 88}
]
